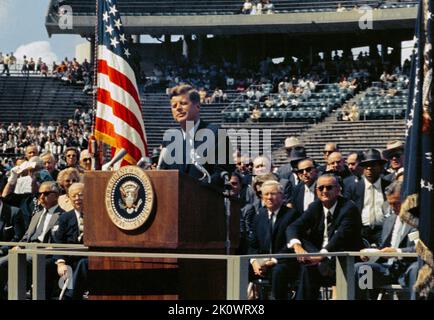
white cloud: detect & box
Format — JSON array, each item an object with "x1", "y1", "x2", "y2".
[{"x1": 14, "y1": 41, "x2": 58, "y2": 64}]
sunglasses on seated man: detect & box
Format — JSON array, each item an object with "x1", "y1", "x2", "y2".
[
  {"x1": 37, "y1": 191, "x2": 57, "y2": 197},
  {"x1": 297, "y1": 167, "x2": 314, "y2": 174},
  {"x1": 316, "y1": 185, "x2": 335, "y2": 192}
]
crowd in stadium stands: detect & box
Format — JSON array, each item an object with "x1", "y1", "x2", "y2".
[
  {"x1": 0, "y1": 109, "x2": 93, "y2": 165},
  {"x1": 241, "y1": 0, "x2": 275, "y2": 14},
  {"x1": 0, "y1": 52, "x2": 93, "y2": 94}
]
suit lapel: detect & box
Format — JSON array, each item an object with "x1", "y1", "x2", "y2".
[
  {"x1": 356, "y1": 179, "x2": 365, "y2": 211},
  {"x1": 26, "y1": 210, "x2": 43, "y2": 241}
]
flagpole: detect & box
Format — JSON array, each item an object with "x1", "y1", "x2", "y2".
[{"x1": 91, "y1": 0, "x2": 102, "y2": 170}]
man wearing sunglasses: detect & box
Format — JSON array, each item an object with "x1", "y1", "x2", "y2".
[
  {"x1": 289, "y1": 158, "x2": 319, "y2": 214},
  {"x1": 286, "y1": 174, "x2": 363, "y2": 300},
  {"x1": 0, "y1": 181, "x2": 65, "y2": 299},
  {"x1": 382, "y1": 140, "x2": 405, "y2": 182}
]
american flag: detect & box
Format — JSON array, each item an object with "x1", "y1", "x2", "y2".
[
  {"x1": 400, "y1": 0, "x2": 433, "y2": 298},
  {"x1": 94, "y1": 0, "x2": 148, "y2": 165}
]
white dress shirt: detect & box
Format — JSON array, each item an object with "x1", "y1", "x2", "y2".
[
  {"x1": 361, "y1": 177, "x2": 385, "y2": 227},
  {"x1": 303, "y1": 184, "x2": 315, "y2": 211}
]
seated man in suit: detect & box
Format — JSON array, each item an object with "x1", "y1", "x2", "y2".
[
  {"x1": 287, "y1": 174, "x2": 363, "y2": 300},
  {"x1": 249, "y1": 180, "x2": 300, "y2": 300},
  {"x1": 0, "y1": 198, "x2": 25, "y2": 256},
  {"x1": 159, "y1": 84, "x2": 234, "y2": 187},
  {"x1": 54, "y1": 182, "x2": 87, "y2": 300},
  {"x1": 289, "y1": 158, "x2": 319, "y2": 214},
  {"x1": 354, "y1": 180, "x2": 419, "y2": 300},
  {"x1": 343, "y1": 149, "x2": 390, "y2": 246},
  {"x1": 0, "y1": 181, "x2": 65, "y2": 299}
]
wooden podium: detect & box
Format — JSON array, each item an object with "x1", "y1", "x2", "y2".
[{"x1": 83, "y1": 170, "x2": 239, "y2": 300}]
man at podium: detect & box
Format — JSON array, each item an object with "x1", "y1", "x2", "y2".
[{"x1": 159, "y1": 84, "x2": 235, "y2": 187}]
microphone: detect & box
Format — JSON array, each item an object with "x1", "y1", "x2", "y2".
[
  {"x1": 156, "y1": 147, "x2": 167, "y2": 170},
  {"x1": 220, "y1": 171, "x2": 230, "y2": 181},
  {"x1": 136, "y1": 156, "x2": 151, "y2": 168},
  {"x1": 101, "y1": 148, "x2": 127, "y2": 171}
]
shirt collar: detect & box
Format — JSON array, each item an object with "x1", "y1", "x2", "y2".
[
  {"x1": 323, "y1": 201, "x2": 337, "y2": 216},
  {"x1": 363, "y1": 176, "x2": 381, "y2": 189},
  {"x1": 45, "y1": 205, "x2": 58, "y2": 215},
  {"x1": 181, "y1": 120, "x2": 201, "y2": 138}
]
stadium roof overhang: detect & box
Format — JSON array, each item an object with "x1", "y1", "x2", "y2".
[{"x1": 46, "y1": 7, "x2": 417, "y2": 38}]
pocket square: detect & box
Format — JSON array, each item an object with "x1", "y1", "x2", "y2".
[
  {"x1": 4, "y1": 226, "x2": 13, "y2": 230},
  {"x1": 52, "y1": 225, "x2": 59, "y2": 232}
]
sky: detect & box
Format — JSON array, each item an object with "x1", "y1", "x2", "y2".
[
  {"x1": 0, "y1": 0, "x2": 414, "y2": 65},
  {"x1": 0, "y1": 0, "x2": 85, "y2": 64}
]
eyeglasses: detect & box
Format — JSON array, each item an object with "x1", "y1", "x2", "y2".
[
  {"x1": 317, "y1": 185, "x2": 335, "y2": 192},
  {"x1": 82, "y1": 158, "x2": 91, "y2": 162},
  {"x1": 323, "y1": 150, "x2": 334, "y2": 154},
  {"x1": 37, "y1": 191, "x2": 57, "y2": 197},
  {"x1": 297, "y1": 167, "x2": 314, "y2": 174}
]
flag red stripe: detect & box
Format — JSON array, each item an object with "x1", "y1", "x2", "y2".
[
  {"x1": 98, "y1": 59, "x2": 141, "y2": 108},
  {"x1": 97, "y1": 88, "x2": 147, "y2": 149},
  {"x1": 95, "y1": 117, "x2": 142, "y2": 162}
]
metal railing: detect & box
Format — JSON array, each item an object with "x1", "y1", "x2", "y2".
[{"x1": 1, "y1": 241, "x2": 418, "y2": 300}]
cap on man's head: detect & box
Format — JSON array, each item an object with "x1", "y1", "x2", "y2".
[
  {"x1": 285, "y1": 136, "x2": 304, "y2": 149},
  {"x1": 382, "y1": 140, "x2": 404, "y2": 159},
  {"x1": 359, "y1": 149, "x2": 388, "y2": 167}
]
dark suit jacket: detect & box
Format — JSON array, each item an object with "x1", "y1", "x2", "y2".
[
  {"x1": 0, "y1": 202, "x2": 25, "y2": 242},
  {"x1": 0, "y1": 202, "x2": 25, "y2": 255},
  {"x1": 21, "y1": 205, "x2": 64, "y2": 243},
  {"x1": 52, "y1": 210, "x2": 81, "y2": 264},
  {"x1": 342, "y1": 176, "x2": 390, "y2": 213},
  {"x1": 161, "y1": 120, "x2": 235, "y2": 187},
  {"x1": 289, "y1": 182, "x2": 317, "y2": 215},
  {"x1": 286, "y1": 197, "x2": 363, "y2": 252},
  {"x1": 249, "y1": 205, "x2": 300, "y2": 257},
  {"x1": 3, "y1": 192, "x2": 40, "y2": 230}
]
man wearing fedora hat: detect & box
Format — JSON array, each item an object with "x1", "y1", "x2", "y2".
[
  {"x1": 382, "y1": 140, "x2": 405, "y2": 182},
  {"x1": 276, "y1": 137, "x2": 307, "y2": 201},
  {"x1": 343, "y1": 149, "x2": 391, "y2": 246},
  {"x1": 276, "y1": 136, "x2": 306, "y2": 181}
]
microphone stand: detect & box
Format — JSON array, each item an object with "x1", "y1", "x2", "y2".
[{"x1": 222, "y1": 174, "x2": 232, "y2": 255}]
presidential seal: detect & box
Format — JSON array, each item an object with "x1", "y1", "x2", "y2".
[{"x1": 105, "y1": 166, "x2": 154, "y2": 230}]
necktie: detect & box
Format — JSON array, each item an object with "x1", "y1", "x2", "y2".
[
  {"x1": 31, "y1": 210, "x2": 47, "y2": 242},
  {"x1": 78, "y1": 213, "x2": 84, "y2": 243},
  {"x1": 326, "y1": 210, "x2": 333, "y2": 237},
  {"x1": 369, "y1": 184, "x2": 376, "y2": 228},
  {"x1": 268, "y1": 212, "x2": 274, "y2": 253}
]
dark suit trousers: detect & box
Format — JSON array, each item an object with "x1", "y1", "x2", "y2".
[
  {"x1": 295, "y1": 241, "x2": 335, "y2": 300},
  {"x1": 361, "y1": 226, "x2": 382, "y2": 247},
  {"x1": 64, "y1": 258, "x2": 88, "y2": 300}
]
